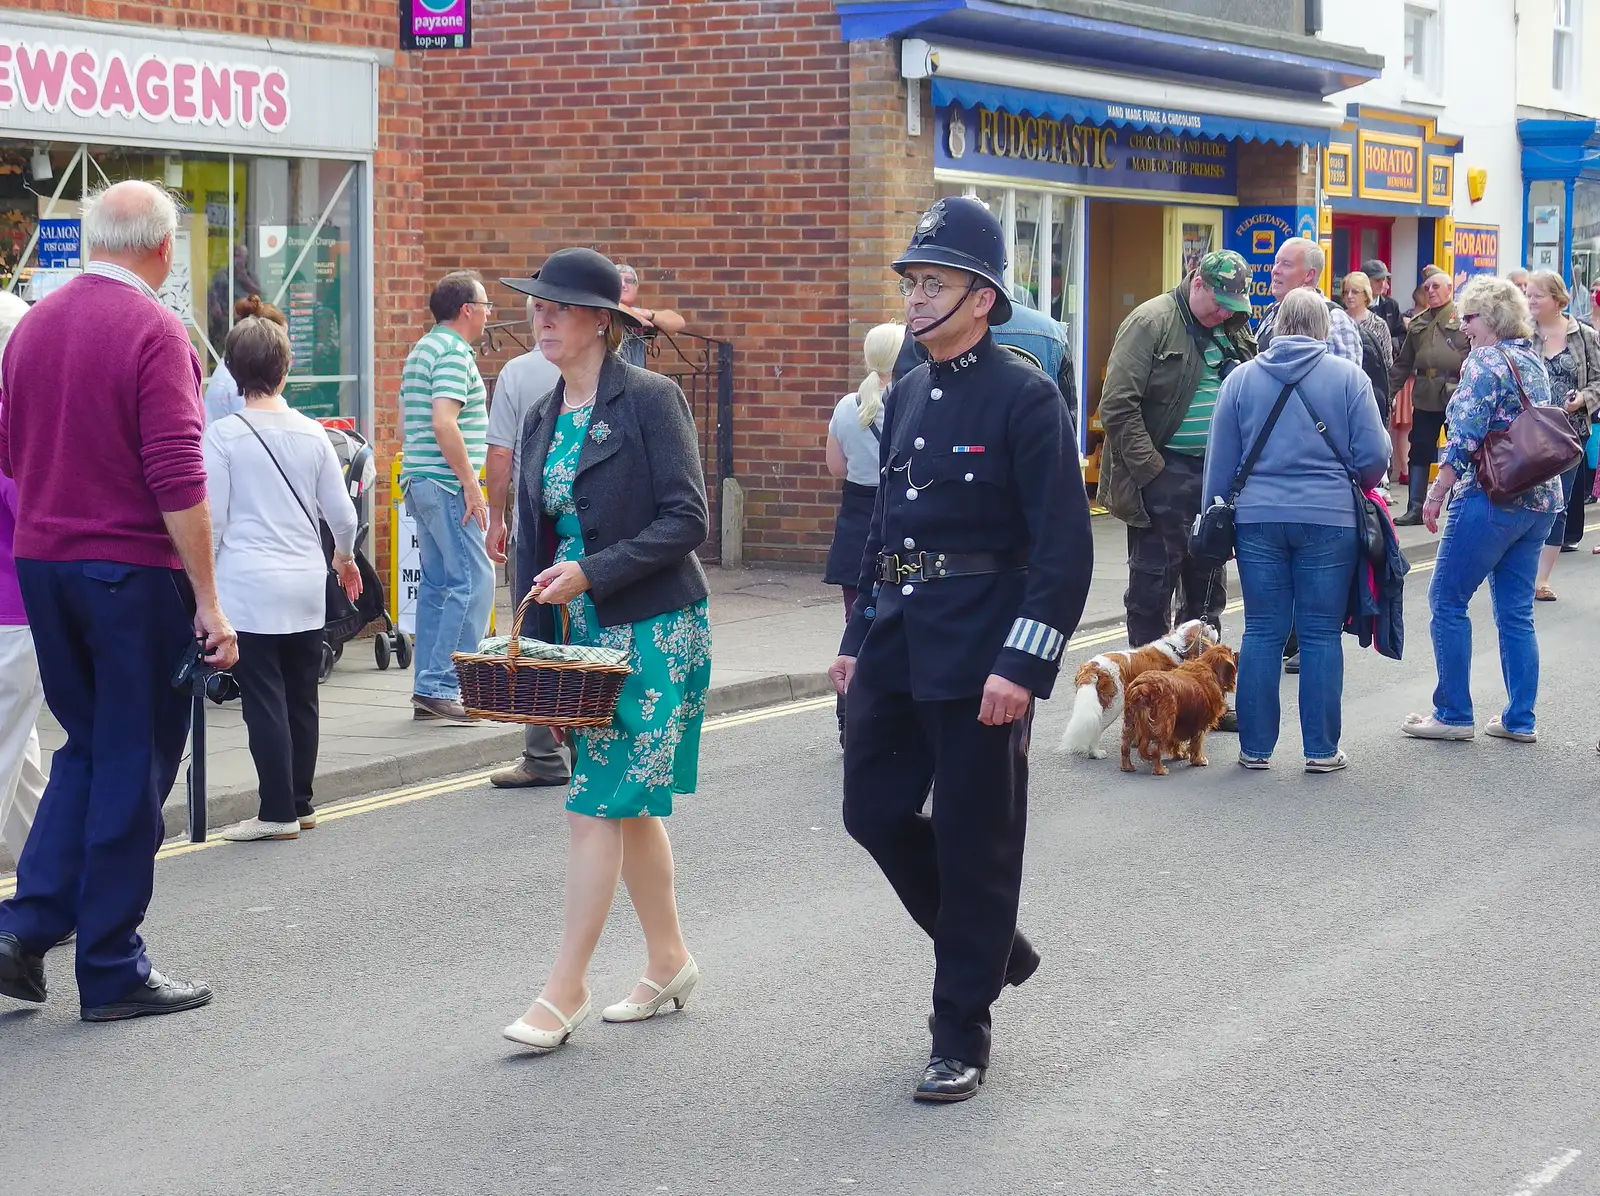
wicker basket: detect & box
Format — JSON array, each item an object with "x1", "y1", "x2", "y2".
[{"x1": 452, "y1": 592, "x2": 630, "y2": 727}]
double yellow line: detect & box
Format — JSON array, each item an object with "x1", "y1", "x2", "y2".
[
  {"x1": 0, "y1": 535, "x2": 1547, "y2": 900},
  {"x1": 0, "y1": 697, "x2": 839, "y2": 899}
]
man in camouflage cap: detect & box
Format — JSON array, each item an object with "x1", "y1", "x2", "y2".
[{"x1": 1098, "y1": 249, "x2": 1257, "y2": 676}]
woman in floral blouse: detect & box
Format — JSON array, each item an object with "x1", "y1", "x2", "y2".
[
  {"x1": 498, "y1": 249, "x2": 712, "y2": 1054},
  {"x1": 1401, "y1": 275, "x2": 1563, "y2": 743}
]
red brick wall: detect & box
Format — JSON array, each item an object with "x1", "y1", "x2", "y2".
[
  {"x1": 8, "y1": 0, "x2": 428, "y2": 573},
  {"x1": 419, "y1": 0, "x2": 871, "y2": 564}
]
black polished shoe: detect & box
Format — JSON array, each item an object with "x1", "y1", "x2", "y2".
[
  {"x1": 914, "y1": 1057, "x2": 986, "y2": 1103},
  {"x1": 1283, "y1": 653, "x2": 1301, "y2": 675},
  {"x1": 0, "y1": 932, "x2": 47, "y2": 1003},
  {"x1": 80, "y1": 969, "x2": 213, "y2": 1022},
  {"x1": 1215, "y1": 708, "x2": 1239, "y2": 734},
  {"x1": 1006, "y1": 945, "x2": 1041, "y2": 988},
  {"x1": 1393, "y1": 505, "x2": 1424, "y2": 527}
]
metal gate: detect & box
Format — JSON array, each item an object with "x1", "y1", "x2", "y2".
[{"x1": 481, "y1": 323, "x2": 735, "y2": 559}]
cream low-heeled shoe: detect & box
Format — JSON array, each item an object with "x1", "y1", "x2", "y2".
[
  {"x1": 601, "y1": 957, "x2": 699, "y2": 1023},
  {"x1": 502, "y1": 996, "x2": 591, "y2": 1053}
]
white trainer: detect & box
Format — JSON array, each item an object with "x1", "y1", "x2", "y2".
[
  {"x1": 601, "y1": 957, "x2": 699, "y2": 1023},
  {"x1": 219, "y1": 818, "x2": 300, "y2": 842}
]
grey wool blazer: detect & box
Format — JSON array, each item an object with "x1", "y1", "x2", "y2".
[{"x1": 514, "y1": 353, "x2": 710, "y2": 638}]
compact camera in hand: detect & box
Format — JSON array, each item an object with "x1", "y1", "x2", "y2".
[{"x1": 170, "y1": 636, "x2": 240, "y2": 705}]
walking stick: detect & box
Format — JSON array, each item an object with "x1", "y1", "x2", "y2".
[{"x1": 188, "y1": 672, "x2": 207, "y2": 843}]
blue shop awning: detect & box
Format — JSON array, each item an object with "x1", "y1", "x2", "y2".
[
  {"x1": 838, "y1": 0, "x2": 1381, "y2": 96},
  {"x1": 1520, "y1": 118, "x2": 1600, "y2": 182},
  {"x1": 931, "y1": 76, "x2": 1334, "y2": 147}
]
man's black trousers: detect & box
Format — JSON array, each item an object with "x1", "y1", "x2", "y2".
[
  {"x1": 1124, "y1": 448, "x2": 1226, "y2": 646},
  {"x1": 841, "y1": 669, "x2": 1036, "y2": 1069}
]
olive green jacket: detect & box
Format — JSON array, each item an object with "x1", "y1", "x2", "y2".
[
  {"x1": 1098, "y1": 285, "x2": 1257, "y2": 527},
  {"x1": 1390, "y1": 303, "x2": 1470, "y2": 413}
]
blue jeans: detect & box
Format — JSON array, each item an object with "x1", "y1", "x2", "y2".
[
  {"x1": 1234, "y1": 522, "x2": 1358, "y2": 760},
  {"x1": 1429, "y1": 489, "x2": 1556, "y2": 733},
  {"x1": 405, "y1": 477, "x2": 495, "y2": 701}
]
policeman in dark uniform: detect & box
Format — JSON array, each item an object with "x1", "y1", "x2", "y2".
[{"x1": 829, "y1": 197, "x2": 1095, "y2": 1103}]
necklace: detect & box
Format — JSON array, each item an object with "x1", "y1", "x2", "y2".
[{"x1": 562, "y1": 390, "x2": 596, "y2": 411}]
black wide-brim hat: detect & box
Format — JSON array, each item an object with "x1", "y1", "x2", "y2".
[
  {"x1": 501, "y1": 247, "x2": 645, "y2": 329},
  {"x1": 892, "y1": 197, "x2": 1012, "y2": 325}
]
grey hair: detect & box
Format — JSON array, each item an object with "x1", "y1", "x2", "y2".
[
  {"x1": 83, "y1": 180, "x2": 179, "y2": 254},
  {"x1": 0, "y1": 292, "x2": 29, "y2": 356},
  {"x1": 1281, "y1": 236, "x2": 1325, "y2": 279},
  {"x1": 1459, "y1": 275, "x2": 1533, "y2": 341},
  {"x1": 1277, "y1": 287, "x2": 1331, "y2": 340},
  {"x1": 617, "y1": 263, "x2": 639, "y2": 282}
]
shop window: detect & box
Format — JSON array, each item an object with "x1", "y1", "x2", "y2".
[
  {"x1": 1554, "y1": 0, "x2": 1581, "y2": 96},
  {"x1": 1404, "y1": 1, "x2": 1442, "y2": 93},
  {"x1": 0, "y1": 140, "x2": 366, "y2": 427}
]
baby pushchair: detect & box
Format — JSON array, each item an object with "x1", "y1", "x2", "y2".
[{"x1": 318, "y1": 421, "x2": 410, "y2": 681}]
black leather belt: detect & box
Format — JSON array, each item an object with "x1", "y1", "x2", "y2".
[
  {"x1": 876, "y1": 549, "x2": 1027, "y2": 584},
  {"x1": 1419, "y1": 368, "x2": 1459, "y2": 381}
]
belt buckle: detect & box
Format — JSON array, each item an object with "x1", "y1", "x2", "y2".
[{"x1": 896, "y1": 552, "x2": 926, "y2": 583}]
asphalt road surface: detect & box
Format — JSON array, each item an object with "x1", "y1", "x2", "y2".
[{"x1": 8, "y1": 554, "x2": 1600, "y2": 1196}]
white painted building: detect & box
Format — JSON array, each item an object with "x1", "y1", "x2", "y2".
[{"x1": 1315, "y1": 0, "x2": 1521, "y2": 298}]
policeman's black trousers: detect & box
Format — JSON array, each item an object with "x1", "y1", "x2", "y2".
[
  {"x1": 234, "y1": 629, "x2": 322, "y2": 825},
  {"x1": 1125, "y1": 450, "x2": 1227, "y2": 646},
  {"x1": 841, "y1": 671, "x2": 1035, "y2": 1069}
]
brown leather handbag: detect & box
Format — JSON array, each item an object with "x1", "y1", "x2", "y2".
[{"x1": 1474, "y1": 348, "x2": 1582, "y2": 505}]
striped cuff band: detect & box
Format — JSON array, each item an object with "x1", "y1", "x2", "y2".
[{"x1": 1005, "y1": 618, "x2": 1065, "y2": 662}]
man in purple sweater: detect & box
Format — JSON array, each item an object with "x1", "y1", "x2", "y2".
[{"x1": 0, "y1": 180, "x2": 238, "y2": 1022}]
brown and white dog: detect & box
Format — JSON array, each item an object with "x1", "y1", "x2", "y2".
[
  {"x1": 1119, "y1": 644, "x2": 1239, "y2": 776},
  {"x1": 1058, "y1": 619, "x2": 1219, "y2": 758}
]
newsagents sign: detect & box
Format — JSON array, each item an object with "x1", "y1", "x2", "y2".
[{"x1": 0, "y1": 19, "x2": 378, "y2": 156}]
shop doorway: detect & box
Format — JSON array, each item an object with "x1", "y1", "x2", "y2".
[
  {"x1": 1332, "y1": 215, "x2": 1393, "y2": 279},
  {"x1": 1085, "y1": 200, "x2": 1164, "y2": 422}
]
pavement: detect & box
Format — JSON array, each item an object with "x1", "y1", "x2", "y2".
[
  {"x1": 7, "y1": 543, "x2": 1600, "y2": 1194},
  {"x1": 8, "y1": 507, "x2": 1501, "y2": 867}
]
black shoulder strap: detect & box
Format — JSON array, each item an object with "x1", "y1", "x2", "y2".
[
  {"x1": 232, "y1": 412, "x2": 319, "y2": 536},
  {"x1": 1291, "y1": 389, "x2": 1361, "y2": 482},
  {"x1": 1225, "y1": 381, "x2": 1297, "y2": 501}
]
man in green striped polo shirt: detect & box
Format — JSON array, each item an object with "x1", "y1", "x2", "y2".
[
  {"x1": 400, "y1": 270, "x2": 495, "y2": 724},
  {"x1": 1099, "y1": 250, "x2": 1258, "y2": 650}
]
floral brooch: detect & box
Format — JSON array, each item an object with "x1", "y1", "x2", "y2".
[{"x1": 590, "y1": 420, "x2": 612, "y2": 444}]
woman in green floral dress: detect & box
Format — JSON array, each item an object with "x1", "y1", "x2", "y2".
[{"x1": 499, "y1": 249, "x2": 713, "y2": 1055}]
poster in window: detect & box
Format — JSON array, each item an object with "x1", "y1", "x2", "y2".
[{"x1": 157, "y1": 228, "x2": 195, "y2": 327}]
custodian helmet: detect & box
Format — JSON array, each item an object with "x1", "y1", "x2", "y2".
[{"x1": 892, "y1": 196, "x2": 1012, "y2": 325}]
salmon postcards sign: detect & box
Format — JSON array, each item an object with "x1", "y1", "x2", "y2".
[{"x1": 0, "y1": 39, "x2": 290, "y2": 131}]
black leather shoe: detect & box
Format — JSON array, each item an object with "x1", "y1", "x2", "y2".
[
  {"x1": 914, "y1": 1057, "x2": 986, "y2": 1103},
  {"x1": 1216, "y1": 708, "x2": 1239, "y2": 733},
  {"x1": 81, "y1": 969, "x2": 213, "y2": 1022},
  {"x1": 0, "y1": 932, "x2": 46, "y2": 1003},
  {"x1": 1393, "y1": 505, "x2": 1424, "y2": 527},
  {"x1": 1006, "y1": 944, "x2": 1041, "y2": 988},
  {"x1": 1283, "y1": 653, "x2": 1301, "y2": 675}
]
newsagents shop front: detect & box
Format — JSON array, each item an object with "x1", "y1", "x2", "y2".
[{"x1": 0, "y1": 13, "x2": 381, "y2": 433}]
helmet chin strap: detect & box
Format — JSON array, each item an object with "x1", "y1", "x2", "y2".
[{"x1": 909, "y1": 280, "x2": 980, "y2": 343}]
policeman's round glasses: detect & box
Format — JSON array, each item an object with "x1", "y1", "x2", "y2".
[{"x1": 898, "y1": 276, "x2": 974, "y2": 300}]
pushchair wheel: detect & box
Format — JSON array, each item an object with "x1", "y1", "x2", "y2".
[
  {"x1": 318, "y1": 639, "x2": 337, "y2": 684},
  {"x1": 394, "y1": 632, "x2": 413, "y2": 670},
  {"x1": 374, "y1": 633, "x2": 392, "y2": 670}
]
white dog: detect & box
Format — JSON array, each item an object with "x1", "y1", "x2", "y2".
[{"x1": 1058, "y1": 619, "x2": 1220, "y2": 758}]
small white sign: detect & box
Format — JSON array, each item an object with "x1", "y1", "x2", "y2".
[{"x1": 395, "y1": 500, "x2": 420, "y2": 636}]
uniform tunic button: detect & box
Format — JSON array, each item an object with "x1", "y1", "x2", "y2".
[
  {"x1": 931, "y1": 388, "x2": 943, "y2": 400},
  {"x1": 914, "y1": 437, "x2": 925, "y2": 450},
  {"x1": 965, "y1": 472, "x2": 974, "y2": 482},
  {"x1": 903, "y1": 537, "x2": 916, "y2": 549},
  {"x1": 901, "y1": 584, "x2": 914, "y2": 596},
  {"x1": 906, "y1": 488, "x2": 919, "y2": 501}
]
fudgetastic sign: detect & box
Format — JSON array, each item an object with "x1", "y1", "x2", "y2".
[{"x1": 0, "y1": 38, "x2": 290, "y2": 131}]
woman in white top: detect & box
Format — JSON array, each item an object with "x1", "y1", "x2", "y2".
[
  {"x1": 202, "y1": 295, "x2": 287, "y2": 426},
  {"x1": 823, "y1": 322, "x2": 903, "y2": 616},
  {"x1": 203, "y1": 316, "x2": 362, "y2": 842}
]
